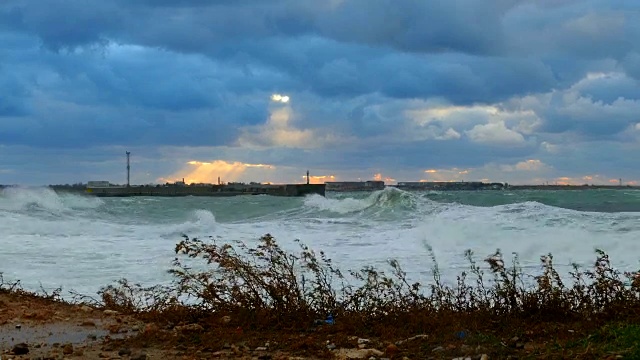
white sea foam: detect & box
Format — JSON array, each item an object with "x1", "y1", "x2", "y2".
[{"x1": 1, "y1": 187, "x2": 639, "y2": 298}]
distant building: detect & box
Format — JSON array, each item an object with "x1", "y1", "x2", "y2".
[
  {"x1": 395, "y1": 181, "x2": 504, "y2": 190},
  {"x1": 325, "y1": 181, "x2": 385, "y2": 192},
  {"x1": 87, "y1": 181, "x2": 111, "y2": 188}
]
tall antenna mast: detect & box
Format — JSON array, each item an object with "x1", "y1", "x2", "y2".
[{"x1": 126, "y1": 151, "x2": 131, "y2": 187}]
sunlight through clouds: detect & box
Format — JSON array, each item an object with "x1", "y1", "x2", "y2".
[{"x1": 160, "y1": 160, "x2": 276, "y2": 184}]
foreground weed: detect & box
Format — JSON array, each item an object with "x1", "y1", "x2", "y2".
[{"x1": 96, "y1": 234, "x2": 640, "y2": 335}]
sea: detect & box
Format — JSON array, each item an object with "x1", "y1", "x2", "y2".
[{"x1": 1, "y1": 186, "x2": 639, "y2": 299}]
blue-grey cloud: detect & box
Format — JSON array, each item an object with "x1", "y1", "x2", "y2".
[{"x1": 1, "y1": 0, "x2": 640, "y2": 184}]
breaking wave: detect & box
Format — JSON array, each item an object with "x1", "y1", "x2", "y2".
[
  {"x1": 0, "y1": 186, "x2": 104, "y2": 213},
  {"x1": 304, "y1": 187, "x2": 418, "y2": 214}
]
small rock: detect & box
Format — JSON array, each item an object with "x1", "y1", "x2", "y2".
[
  {"x1": 358, "y1": 344, "x2": 367, "y2": 349},
  {"x1": 131, "y1": 353, "x2": 147, "y2": 360},
  {"x1": 62, "y1": 343, "x2": 74, "y2": 355},
  {"x1": 144, "y1": 323, "x2": 159, "y2": 333},
  {"x1": 334, "y1": 348, "x2": 383, "y2": 359},
  {"x1": 407, "y1": 334, "x2": 427, "y2": 342},
  {"x1": 254, "y1": 346, "x2": 268, "y2": 351},
  {"x1": 103, "y1": 309, "x2": 119, "y2": 316},
  {"x1": 12, "y1": 343, "x2": 29, "y2": 355},
  {"x1": 175, "y1": 323, "x2": 204, "y2": 332},
  {"x1": 432, "y1": 346, "x2": 444, "y2": 353},
  {"x1": 118, "y1": 348, "x2": 132, "y2": 356},
  {"x1": 480, "y1": 355, "x2": 489, "y2": 360},
  {"x1": 81, "y1": 320, "x2": 96, "y2": 327},
  {"x1": 80, "y1": 305, "x2": 93, "y2": 312},
  {"x1": 15, "y1": 323, "x2": 22, "y2": 329},
  {"x1": 221, "y1": 315, "x2": 231, "y2": 324},
  {"x1": 327, "y1": 343, "x2": 337, "y2": 350},
  {"x1": 358, "y1": 338, "x2": 371, "y2": 344},
  {"x1": 107, "y1": 324, "x2": 123, "y2": 334},
  {"x1": 460, "y1": 344, "x2": 473, "y2": 354},
  {"x1": 386, "y1": 344, "x2": 398, "y2": 355},
  {"x1": 524, "y1": 343, "x2": 535, "y2": 351}
]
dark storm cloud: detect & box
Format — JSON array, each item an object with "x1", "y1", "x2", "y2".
[{"x1": 1, "y1": 0, "x2": 640, "y2": 184}]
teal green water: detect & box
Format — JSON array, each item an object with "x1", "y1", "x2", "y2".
[
  {"x1": 1, "y1": 186, "x2": 640, "y2": 297},
  {"x1": 422, "y1": 190, "x2": 640, "y2": 213}
]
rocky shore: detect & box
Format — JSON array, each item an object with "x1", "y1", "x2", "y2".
[
  {"x1": 0, "y1": 290, "x2": 534, "y2": 360},
  {"x1": 3, "y1": 236, "x2": 640, "y2": 359}
]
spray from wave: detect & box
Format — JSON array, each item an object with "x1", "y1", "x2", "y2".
[
  {"x1": 0, "y1": 186, "x2": 104, "y2": 213},
  {"x1": 158, "y1": 209, "x2": 218, "y2": 238},
  {"x1": 304, "y1": 187, "x2": 418, "y2": 215}
]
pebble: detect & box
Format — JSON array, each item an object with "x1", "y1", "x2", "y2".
[
  {"x1": 432, "y1": 346, "x2": 444, "y2": 353},
  {"x1": 103, "y1": 310, "x2": 119, "y2": 316},
  {"x1": 175, "y1": 323, "x2": 204, "y2": 332},
  {"x1": 62, "y1": 343, "x2": 74, "y2": 355},
  {"x1": 254, "y1": 347, "x2": 268, "y2": 351},
  {"x1": 358, "y1": 338, "x2": 371, "y2": 344},
  {"x1": 12, "y1": 343, "x2": 29, "y2": 355},
  {"x1": 480, "y1": 355, "x2": 489, "y2": 360}
]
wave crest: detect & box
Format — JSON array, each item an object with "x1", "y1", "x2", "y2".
[
  {"x1": 0, "y1": 186, "x2": 104, "y2": 213},
  {"x1": 304, "y1": 187, "x2": 417, "y2": 214}
]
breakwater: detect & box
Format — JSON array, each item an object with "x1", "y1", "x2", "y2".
[{"x1": 83, "y1": 183, "x2": 325, "y2": 197}]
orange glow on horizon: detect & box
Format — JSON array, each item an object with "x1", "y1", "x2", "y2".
[
  {"x1": 303, "y1": 175, "x2": 335, "y2": 184},
  {"x1": 373, "y1": 173, "x2": 396, "y2": 184},
  {"x1": 160, "y1": 160, "x2": 276, "y2": 184}
]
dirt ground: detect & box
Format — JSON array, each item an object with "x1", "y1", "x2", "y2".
[
  {"x1": 0, "y1": 292, "x2": 336, "y2": 360},
  {"x1": 0, "y1": 291, "x2": 185, "y2": 359}
]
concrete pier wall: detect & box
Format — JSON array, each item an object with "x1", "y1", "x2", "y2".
[{"x1": 85, "y1": 183, "x2": 325, "y2": 197}]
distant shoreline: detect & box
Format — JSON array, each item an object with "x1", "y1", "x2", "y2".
[{"x1": 0, "y1": 183, "x2": 638, "y2": 193}]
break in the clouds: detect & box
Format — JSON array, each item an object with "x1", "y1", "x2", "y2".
[{"x1": 1, "y1": 0, "x2": 639, "y2": 185}]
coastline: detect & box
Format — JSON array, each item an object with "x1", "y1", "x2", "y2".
[{"x1": 3, "y1": 235, "x2": 640, "y2": 359}]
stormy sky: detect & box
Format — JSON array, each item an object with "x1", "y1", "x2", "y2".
[{"x1": 1, "y1": 0, "x2": 639, "y2": 185}]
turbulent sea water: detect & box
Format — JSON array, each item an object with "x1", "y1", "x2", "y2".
[{"x1": 1, "y1": 186, "x2": 640, "y2": 298}]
